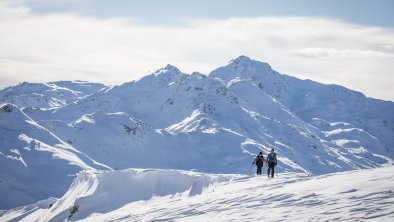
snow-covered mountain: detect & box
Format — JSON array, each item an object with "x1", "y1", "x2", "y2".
[
  {"x1": 211, "y1": 56, "x2": 393, "y2": 157},
  {"x1": 1, "y1": 56, "x2": 393, "y2": 211},
  {"x1": 0, "y1": 81, "x2": 107, "y2": 110}
]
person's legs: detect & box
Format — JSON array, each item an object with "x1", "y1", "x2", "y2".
[
  {"x1": 257, "y1": 165, "x2": 262, "y2": 175},
  {"x1": 271, "y1": 163, "x2": 275, "y2": 177},
  {"x1": 267, "y1": 162, "x2": 275, "y2": 178}
]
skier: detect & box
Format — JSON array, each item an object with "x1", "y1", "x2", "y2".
[
  {"x1": 252, "y1": 151, "x2": 265, "y2": 175},
  {"x1": 266, "y1": 148, "x2": 277, "y2": 178}
]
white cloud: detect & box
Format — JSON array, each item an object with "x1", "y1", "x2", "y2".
[
  {"x1": 291, "y1": 47, "x2": 394, "y2": 58},
  {"x1": 0, "y1": 2, "x2": 393, "y2": 101}
]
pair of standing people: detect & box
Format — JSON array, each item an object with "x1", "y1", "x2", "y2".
[{"x1": 252, "y1": 149, "x2": 277, "y2": 178}]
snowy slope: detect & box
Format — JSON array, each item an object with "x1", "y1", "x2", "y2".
[
  {"x1": 36, "y1": 110, "x2": 253, "y2": 172},
  {"x1": 0, "y1": 104, "x2": 110, "y2": 209},
  {"x1": 2, "y1": 166, "x2": 393, "y2": 221}
]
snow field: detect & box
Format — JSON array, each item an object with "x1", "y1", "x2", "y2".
[
  {"x1": 2, "y1": 166, "x2": 394, "y2": 221},
  {"x1": 0, "y1": 169, "x2": 231, "y2": 221},
  {"x1": 81, "y1": 166, "x2": 394, "y2": 222}
]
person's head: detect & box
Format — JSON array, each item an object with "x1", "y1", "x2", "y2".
[
  {"x1": 259, "y1": 151, "x2": 262, "y2": 155},
  {"x1": 271, "y1": 148, "x2": 274, "y2": 153}
]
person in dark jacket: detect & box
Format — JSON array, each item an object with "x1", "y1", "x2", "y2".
[
  {"x1": 266, "y1": 148, "x2": 277, "y2": 178},
  {"x1": 252, "y1": 151, "x2": 265, "y2": 175}
]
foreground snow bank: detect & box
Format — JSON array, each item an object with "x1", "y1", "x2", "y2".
[
  {"x1": 67, "y1": 169, "x2": 230, "y2": 220},
  {"x1": 82, "y1": 166, "x2": 394, "y2": 222},
  {"x1": 2, "y1": 166, "x2": 394, "y2": 221},
  {"x1": 0, "y1": 169, "x2": 231, "y2": 222}
]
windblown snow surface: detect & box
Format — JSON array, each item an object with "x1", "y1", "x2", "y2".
[
  {"x1": 1, "y1": 166, "x2": 394, "y2": 221},
  {"x1": 1, "y1": 56, "x2": 394, "y2": 220}
]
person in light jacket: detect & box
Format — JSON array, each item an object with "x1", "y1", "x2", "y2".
[{"x1": 266, "y1": 148, "x2": 277, "y2": 178}]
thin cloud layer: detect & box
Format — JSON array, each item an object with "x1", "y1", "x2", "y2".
[
  {"x1": 0, "y1": 2, "x2": 393, "y2": 101},
  {"x1": 292, "y1": 48, "x2": 394, "y2": 58}
]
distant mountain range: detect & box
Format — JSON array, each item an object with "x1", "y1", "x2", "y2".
[{"x1": 1, "y1": 56, "x2": 393, "y2": 209}]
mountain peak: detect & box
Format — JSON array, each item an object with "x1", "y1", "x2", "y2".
[
  {"x1": 228, "y1": 55, "x2": 271, "y2": 68},
  {"x1": 154, "y1": 64, "x2": 181, "y2": 75},
  {"x1": 229, "y1": 55, "x2": 253, "y2": 64},
  {"x1": 209, "y1": 56, "x2": 273, "y2": 82}
]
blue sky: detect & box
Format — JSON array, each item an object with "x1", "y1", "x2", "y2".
[
  {"x1": 0, "y1": 0, "x2": 393, "y2": 101},
  {"x1": 25, "y1": 0, "x2": 394, "y2": 27}
]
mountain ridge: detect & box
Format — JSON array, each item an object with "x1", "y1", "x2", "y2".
[{"x1": 0, "y1": 56, "x2": 393, "y2": 209}]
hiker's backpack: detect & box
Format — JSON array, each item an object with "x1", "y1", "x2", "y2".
[{"x1": 256, "y1": 155, "x2": 264, "y2": 165}]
